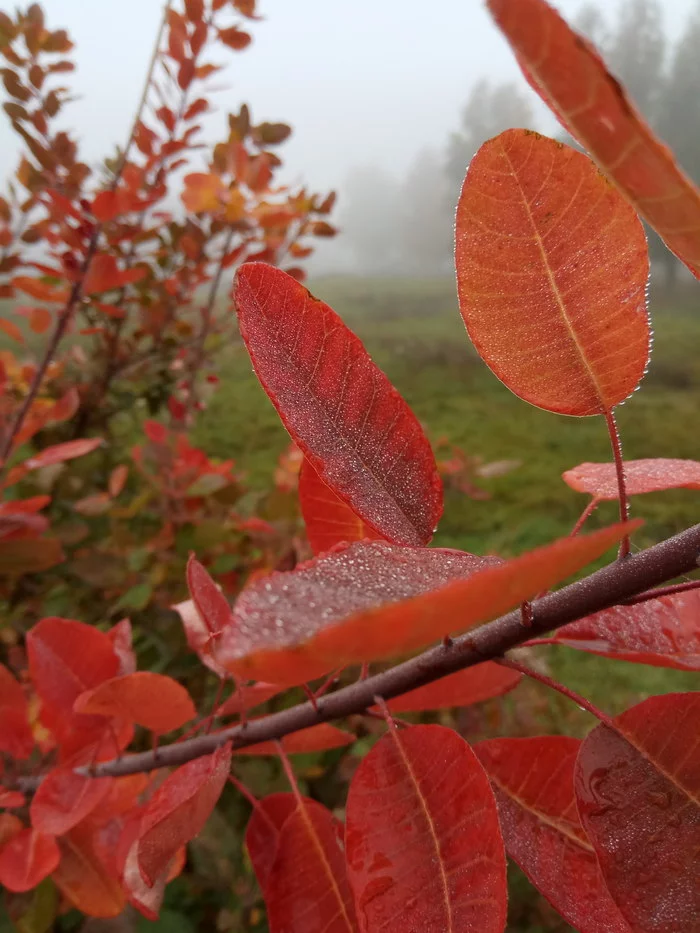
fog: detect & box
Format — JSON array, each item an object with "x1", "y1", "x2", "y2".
[{"x1": 2, "y1": 0, "x2": 698, "y2": 274}]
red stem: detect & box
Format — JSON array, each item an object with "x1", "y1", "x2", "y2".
[
  {"x1": 496, "y1": 657, "x2": 614, "y2": 727},
  {"x1": 604, "y1": 408, "x2": 630, "y2": 558},
  {"x1": 569, "y1": 497, "x2": 600, "y2": 537}
]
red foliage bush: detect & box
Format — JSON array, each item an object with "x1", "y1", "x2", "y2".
[{"x1": 1, "y1": 1, "x2": 699, "y2": 931}]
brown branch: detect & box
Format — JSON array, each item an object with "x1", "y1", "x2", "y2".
[{"x1": 11, "y1": 519, "x2": 691, "y2": 788}]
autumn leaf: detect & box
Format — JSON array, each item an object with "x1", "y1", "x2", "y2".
[
  {"x1": 74, "y1": 672, "x2": 196, "y2": 734},
  {"x1": 455, "y1": 129, "x2": 649, "y2": 416},
  {"x1": 563, "y1": 458, "x2": 700, "y2": 499},
  {"x1": 24, "y1": 437, "x2": 103, "y2": 470},
  {"x1": 234, "y1": 263, "x2": 443, "y2": 546},
  {"x1": 487, "y1": 0, "x2": 700, "y2": 279},
  {"x1": 234, "y1": 723, "x2": 355, "y2": 756},
  {"x1": 476, "y1": 737, "x2": 631, "y2": 933},
  {"x1": 249, "y1": 794, "x2": 358, "y2": 933},
  {"x1": 384, "y1": 662, "x2": 521, "y2": 714},
  {"x1": 0, "y1": 828, "x2": 60, "y2": 892},
  {"x1": 299, "y1": 457, "x2": 385, "y2": 554},
  {"x1": 346, "y1": 725, "x2": 506, "y2": 932},
  {"x1": 217, "y1": 523, "x2": 637, "y2": 686},
  {"x1": 575, "y1": 693, "x2": 700, "y2": 932},
  {"x1": 30, "y1": 769, "x2": 113, "y2": 836},
  {"x1": 534, "y1": 589, "x2": 700, "y2": 670},
  {"x1": 136, "y1": 744, "x2": 231, "y2": 886}
]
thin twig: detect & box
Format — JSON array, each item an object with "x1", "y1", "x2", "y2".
[
  {"x1": 604, "y1": 408, "x2": 630, "y2": 558},
  {"x1": 495, "y1": 657, "x2": 614, "y2": 726},
  {"x1": 11, "y1": 520, "x2": 697, "y2": 791}
]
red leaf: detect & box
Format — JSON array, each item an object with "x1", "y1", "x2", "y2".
[
  {"x1": 0, "y1": 318, "x2": 24, "y2": 343},
  {"x1": 0, "y1": 789, "x2": 24, "y2": 808},
  {"x1": 0, "y1": 828, "x2": 60, "y2": 892},
  {"x1": 0, "y1": 663, "x2": 34, "y2": 759},
  {"x1": 74, "y1": 672, "x2": 196, "y2": 735},
  {"x1": 540, "y1": 589, "x2": 700, "y2": 670},
  {"x1": 475, "y1": 737, "x2": 631, "y2": 933},
  {"x1": 12, "y1": 275, "x2": 68, "y2": 302},
  {"x1": 218, "y1": 523, "x2": 637, "y2": 686},
  {"x1": 235, "y1": 723, "x2": 355, "y2": 756},
  {"x1": 234, "y1": 263, "x2": 443, "y2": 547},
  {"x1": 26, "y1": 617, "x2": 127, "y2": 760},
  {"x1": 299, "y1": 457, "x2": 385, "y2": 554},
  {"x1": 108, "y1": 464, "x2": 129, "y2": 497},
  {"x1": 385, "y1": 662, "x2": 521, "y2": 713},
  {"x1": 218, "y1": 26, "x2": 251, "y2": 50},
  {"x1": 487, "y1": 0, "x2": 700, "y2": 279},
  {"x1": 575, "y1": 693, "x2": 700, "y2": 933},
  {"x1": 346, "y1": 725, "x2": 506, "y2": 932},
  {"x1": 219, "y1": 541, "x2": 498, "y2": 685},
  {"x1": 181, "y1": 555, "x2": 233, "y2": 676},
  {"x1": 246, "y1": 793, "x2": 318, "y2": 892},
  {"x1": 563, "y1": 458, "x2": 700, "y2": 499},
  {"x1": 217, "y1": 681, "x2": 285, "y2": 716},
  {"x1": 24, "y1": 437, "x2": 103, "y2": 469},
  {"x1": 83, "y1": 254, "x2": 146, "y2": 294},
  {"x1": 255, "y1": 796, "x2": 358, "y2": 933},
  {"x1": 0, "y1": 537, "x2": 65, "y2": 574},
  {"x1": 28, "y1": 306, "x2": 51, "y2": 333},
  {"x1": 137, "y1": 743, "x2": 231, "y2": 886},
  {"x1": 53, "y1": 826, "x2": 126, "y2": 918},
  {"x1": 91, "y1": 190, "x2": 124, "y2": 222},
  {"x1": 455, "y1": 129, "x2": 649, "y2": 416},
  {"x1": 108, "y1": 618, "x2": 137, "y2": 675},
  {"x1": 30, "y1": 769, "x2": 113, "y2": 836},
  {"x1": 186, "y1": 555, "x2": 232, "y2": 636}
]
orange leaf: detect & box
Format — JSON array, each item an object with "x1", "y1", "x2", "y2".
[
  {"x1": 0, "y1": 318, "x2": 24, "y2": 343},
  {"x1": 12, "y1": 275, "x2": 68, "y2": 302},
  {"x1": 455, "y1": 130, "x2": 649, "y2": 416},
  {"x1": 234, "y1": 723, "x2": 355, "y2": 756},
  {"x1": 29, "y1": 306, "x2": 51, "y2": 333},
  {"x1": 234, "y1": 263, "x2": 443, "y2": 546},
  {"x1": 0, "y1": 828, "x2": 60, "y2": 892},
  {"x1": 83, "y1": 254, "x2": 146, "y2": 295},
  {"x1": 74, "y1": 672, "x2": 196, "y2": 735},
  {"x1": 218, "y1": 522, "x2": 638, "y2": 686},
  {"x1": 181, "y1": 173, "x2": 225, "y2": 213},
  {"x1": 299, "y1": 457, "x2": 385, "y2": 554},
  {"x1": 488, "y1": 0, "x2": 700, "y2": 279},
  {"x1": 385, "y1": 662, "x2": 522, "y2": 713},
  {"x1": 563, "y1": 458, "x2": 700, "y2": 499},
  {"x1": 346, "y1": 725, "x2": 506, "y2": 932}
]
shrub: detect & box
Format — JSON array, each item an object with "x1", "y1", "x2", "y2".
[{"x1": 1, "y1": 1, "x2": 699, "y2": 931}]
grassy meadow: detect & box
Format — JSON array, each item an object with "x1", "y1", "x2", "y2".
[{"x1": 196, "y1": 276, "x2": 700, "y2": 716}]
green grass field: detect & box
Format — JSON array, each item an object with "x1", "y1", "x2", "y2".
[{"x1": 196, "y1": 276, "x2": 699, "y2": 719}]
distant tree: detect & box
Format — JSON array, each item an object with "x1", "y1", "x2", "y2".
[
  {"x1": 654, "y1": 1, "x2": 700, "y2": 287},
  {"x1": 574, "y1": 2, "x2": 609, "y2": 49},
  {"x1": 397, "y1": 149, "x2": 453, "y2": 275},
  {"x1": 445, "y1": 80, "x2": 534, "y2": 189},
  {"x1": 606, "y1": 0, "x2": 665, "y2": 121},
  {"x1": 340, "y1": 164, "x2": 402, "y2": 274}
]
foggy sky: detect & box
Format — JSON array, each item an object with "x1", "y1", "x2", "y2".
[{"x1": 1, "y1": 0, "x2": 696, "y2": 252}]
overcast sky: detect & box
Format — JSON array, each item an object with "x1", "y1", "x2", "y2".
[{"x1": 2, "y1": 1, "x2": 696, "y2": 218}]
